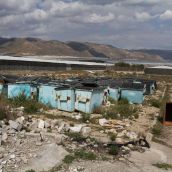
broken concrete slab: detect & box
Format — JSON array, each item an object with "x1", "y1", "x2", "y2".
[
  {"x1": 9, "y1": 120, "x2": 22, "y2": 131},
  {"x1": 20, "y1": 143, "x2": 68, "y2": 172},
  {"x1": 81, "y1": 127, "x2": 91, "y2": 137}
]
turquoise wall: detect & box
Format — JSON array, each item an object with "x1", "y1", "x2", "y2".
[
  {"x1": 56, "y1": 89, "x2": 75, "y2": 112},
  {"x1": 75, "y1": 89, "x2": 104, "y2": 113},
  {"x1": 8, "y1": 84, "x2": 31, "y2": 98},
  {"x1": 0, "y1": 84, "x2": 3, "y2": 94},
  {"x1": 108, "y1": 87, "x2": 120, "y2": 101},
  {"x1": 121, "y1": 89, "x2": 144, "y2": 104},
  {"x1": 38, "y1": 85, "x2": 58, "y2": 108}
]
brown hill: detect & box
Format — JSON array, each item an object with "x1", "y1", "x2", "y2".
[{"x1": 0, "y1": 37, "x2": 164, "y2": 62}]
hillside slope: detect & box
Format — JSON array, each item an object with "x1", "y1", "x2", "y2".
[{"x1": 0, "y1": 37, "x2": 165, "y2": 62}]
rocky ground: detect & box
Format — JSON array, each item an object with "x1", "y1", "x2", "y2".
[{"x1": 0, "y1": 76, "x2": 172, "y2": 172}]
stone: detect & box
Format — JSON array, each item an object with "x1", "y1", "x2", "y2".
[
  {"x1": 21, "y1": 156, "x2": 28, "y2": 164},
  {"x1": 8, "y1": 129, "x2": 16, "y2": 134},
  {"x1": 17, "y1": 111, "x2": 24, "y2": 117},
  {"x1": 146, "y1": 133, "x2": 153, "y2": 146},
  {"x1": 0, "y1": 153, "x2": 3, "y2": 159},
  {"x1": 0, "y1": 147, "x2": 5, "y2": 153},
  {"x1": 108, "y1": 129, "x2": 117, "y2": 134},
  {"x1": 2, "y1": 133, "x2": 8, "y2": 142},
  {"x1": 126, "y1": 131, "x2": 138, "y2": 140},
  {"x1": 69, "y1": 124, "x2": 84, "y2": 133},
  {"x1": 9, "y1": 120, "x2": 22, "y2": 131},
  {"x1": 10, "y1": 154, "x2": 15, "y2": 159},
  {"x1": 16, "y1": 106, "x2": 24, "y2": 111},
  {"x1": 122, "y1": 146, "x2": 130, "y2": 151},
  {"x1": 44, "y1": 121, "x2": 50, "y2": 128},
  {"x1": 81, "y1": 127, "x2": 91, "y2": 137},
  {"x1": 128, "y1": 144, "x2": 134, "y2": 149},
  {"x1": 50, "y1": 119, "x2": 59, "y2": 128},
  {"x1": 16, "y1": 116, "x2": 25, "y2": 125},
  {"x1": 73, "y1": 113, "x2": 82, "y2": 120},
  {"x1": 36, "y1": 142, "x2": 42, "y2": 146},
  {"x1": 55, "y1": 134, "x2": 65, "y2": 145},
  {"x1": 58, "y1": 123, "x2": 65, "y2": 133},
  {"x1": 38, "y1": 120, "x2": 45, "y2": 129},
  {"x1": 117, "y1": 130, "x2": 127, "y2": 138},
  {"x1": 99, "y1": 118, "x2": 108, "y2": 126},
  {"x1": 115, "y1": 138, "x2": 126, "y2": 144},
  {"x1": 29, "y1": 120, "x2": 38, "y2": 131}
]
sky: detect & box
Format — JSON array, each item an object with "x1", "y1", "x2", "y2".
[{"x1": 0, "y1": 0, "x2": 172, "y2": 49}]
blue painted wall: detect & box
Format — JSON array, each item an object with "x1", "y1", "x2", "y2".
[
  {"x1": 38, "y1": 85, "x2": 58, "y2": 108},
  {"x1": 75, "y1": 89, "x2": 104, "y2": 113},
  {"x1": 8, "y1": 84, "x2": 32, "y2": 98},
  {"x1": 121, "y1": 89, "x2": 144, "y2": 104},
  {"x1": 108, "y1": 87, "x2": 120, "y2": 101},
  {"x1": 56, "y1": 89, "x2": 75, "y2": 112},
  {"x1": 0, "y1": 84, "x2": 3, "y2": 94}
]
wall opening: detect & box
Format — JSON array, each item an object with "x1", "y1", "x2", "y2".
[{"x1": 165, "y1": 103, "x2": 172, "y2": 124}]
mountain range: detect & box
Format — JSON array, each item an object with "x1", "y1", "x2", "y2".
[{"x1": 0, "y1": 37, "x2": 171, "y2": 62}]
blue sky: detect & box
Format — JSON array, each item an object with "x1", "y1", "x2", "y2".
[{"x1": 0, "y1": 0, "x2": 172, "y2": 49}]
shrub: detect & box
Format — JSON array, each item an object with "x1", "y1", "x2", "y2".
[
  {"x1": 115, "y1": 62, "x2": 130, "y2": 68},
  {"x1": 118, "y1": 98, "x2": 129, "y2": 105},
  {"x1": 108, "y1": 97, "x2": 117, "y2": 104},
  {"x1": 0, "y1": 105, "x2": 7, "y2": 120},
  {"x1": 103, "y1": 106, "x2": 119, "y2": 119},
  {"x1": 108, "y1": 145, "x2": 119, "y2": 155},
  {"x1": 9, "y1": 94, "x2": 45, "y2": 114},
  {"x1": 150, "y1": 99, "x2": 161, "y2": 108},
  {"x1": 74, "y1": 150, "x2": 96, "y2": 160},
  {"x1": 81, "y1": 113, "x2": 90, "y2": 123},
  {"x1": 66, "y1": 132, "x2": 86, "y2": 142},
  {"x1": 152, "y1": 122, "x2": 163, "y2": 136},
  {"x1": 102, "y1": 101, "x2": 138, "y2": 120},
  {"x1": 24, "y1": 101, "x2": 39, "y2": 114},
  {"x1": 9, "y1": 94, "x2": 28, "y2": 106},
  {"x1": 63, "y1": 155, "x2": 75, "y2": 164},
  {"x1": 108, "y1": 132, "x2": 117, "y2": 141},
  {"x1": 93, "y1": 106, "x2": 105, "y2": 114},
  {"x1": 152, "y1": 163, "x2": 172, "y2": 170},
  {"x1": 25, "y1": 170, "x2": 35, "y2": 172}
]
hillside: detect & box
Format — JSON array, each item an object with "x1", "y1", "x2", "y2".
[
  {"x1": 0, "y1": 37, "x2": 165, "y2": 62},
  {"x1": 133, "y1": 49, "x2": 172, "y2": 62}
]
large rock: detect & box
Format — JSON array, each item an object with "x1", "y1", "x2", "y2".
[
  {"x1": 2, "y1": 133, "x2": 8, "y2": 142},
  {"x1": 9, "y1": 120, "x2": 22, "y2": 131},
  {"x1": 69, "y1": 124, "x2": 84, "y2": 133},
  {"x1": 16, "y1": 116, "x2": 25, "y2": 125},
  {"x1": 146, "y1": 133, "x2": 153, "y2": 146},
  {"x1": 126, "y1": 131, "x2": 138, "y2": 140},
  {"x1": 55, "y1": 134, "x2": 66, "y2": 145},
  {"x1": 38, "y1": 120, "x2": 45, "y2": 129},
  {"x1": 29, "y1": 120, "x2": 38, "y2": 131},
  {"x1": 81, "y1": 127, "x2": 91, "y2": 137}
]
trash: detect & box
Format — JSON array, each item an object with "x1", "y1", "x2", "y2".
[{"x1": 99, "y1": 118, "x2": 109, "y2": 126}]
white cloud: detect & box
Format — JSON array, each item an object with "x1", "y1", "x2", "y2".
[
  {"x1": 85, "y1": 13, "x2": 115, "y2": 23},
  {"x1": 160, "y1": 10, "x2": 172, "y2": 20},
  {"x1": 135, "y1": 12, "x2": 153, "y2": 22},
  {"x1": 0, "y1": 0, "x2": 172, "y2": 49}
]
